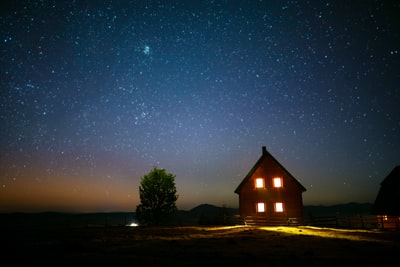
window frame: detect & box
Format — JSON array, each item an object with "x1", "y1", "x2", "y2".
[
  {"x1": 256, "y1": 202, "x2": 266, "y2": 213},
  {"x1": 272, "y1": 177, "x2": 283, "y2": 188},
  {"x1": 255, "y1": 178, "x2": 265, "y2": 189},
  {"x1": 274, "y1": 202, "x2": 284, "y2": 213}
]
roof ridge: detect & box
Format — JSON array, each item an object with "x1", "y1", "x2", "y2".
[{"x1": 234, "y1": 146, "x2": 306, "y2": 193}]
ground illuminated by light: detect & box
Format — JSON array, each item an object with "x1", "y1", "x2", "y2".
[{"x1": 126, "y1": 225, "x2": 391, "y2": 243}]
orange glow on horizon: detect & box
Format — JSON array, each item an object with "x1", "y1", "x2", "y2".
[{"x1": 0, "y1": 173, "x2": 138, "y2": 212}]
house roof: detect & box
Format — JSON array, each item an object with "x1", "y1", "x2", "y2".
[
  {"x1": 234, "y1": 146, "x2": 307, "y2": 194},
  {"x1": 372, "y1": 165, "x2": 400, "y2": 215}
]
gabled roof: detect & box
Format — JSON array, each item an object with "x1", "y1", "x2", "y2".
[
  {"x1": 234, "y1": 146, "x2": 307, "y2": 194},
  {"x1": 372, "y1": 165, "x2": 400, "y2": 215}
]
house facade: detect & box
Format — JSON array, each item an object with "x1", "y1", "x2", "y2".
[
  {"x1": 234, "y1": 146, "x2": 306, "y2": 225},
  {"x1": 372, "y1": 165, "x2": 400, "y2": 229}
]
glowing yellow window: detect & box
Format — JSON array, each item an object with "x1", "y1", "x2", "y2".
[
  {"x1": 274, "y1": 202, "x2": 284, "y2": 212},
  {"x1": 255, "y1": 178, "x2": 265, "y2": 188},
  {"x1": 257, "y1": 202, "x2": 265, "y2": 212},
  {"x1": 273, "y1": 177, "x2": 282, "y2": 188}
]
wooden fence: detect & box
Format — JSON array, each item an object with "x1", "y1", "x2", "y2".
[
  {"x1": 244, "y1": 216, "x2": 301, "y2": 226},
  {"x1": 242, "y1": 215, "x2": 400, "y2": 230},
  {"x1": 305, "y1": 215, "x2": 400, "y2": 230}
]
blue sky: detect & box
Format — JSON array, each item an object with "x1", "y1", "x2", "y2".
[{"x1": 1, "y1": 0, "x2": 399, "y2": 212}]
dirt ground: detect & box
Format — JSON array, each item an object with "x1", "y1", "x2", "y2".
[{"x1": 2, "y1": 225, "x2": 399, "y2": 266}]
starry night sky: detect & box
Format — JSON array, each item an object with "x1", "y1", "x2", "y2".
[{"x1": 1, "y1": 0, "x2": 399, "y2": 212}]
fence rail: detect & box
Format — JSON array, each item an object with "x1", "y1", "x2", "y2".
[
  {"x1": 305, "y1": 216, "x2": 338, "y2": 227},
  {"x1": 241, "y1": 215, "x2": 400, "y2": 230},
  {"x1": 244, "y1": 216, "x2": 301, "y2": 226},
  {"x1": 305, "y1": 215, "x2": 400, "y2": 229}
]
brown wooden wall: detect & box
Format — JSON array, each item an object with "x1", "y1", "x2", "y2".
[{"x1": 238, "y1": 156, "x2": 304, "y2": 220}]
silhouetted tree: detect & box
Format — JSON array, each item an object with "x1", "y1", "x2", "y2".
[{"x1": 135, "y1": 167, "x2": 178, "y2": 225}]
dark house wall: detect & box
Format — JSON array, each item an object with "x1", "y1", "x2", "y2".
[
  {"x1": 372, "y1": 165, "x2": 400, "y2": 216},
  {"x1": 372, "y1": 166, "x2": 400, "y2": 229},
  {"x1": 235, "y1": 147, "x2": 306, "y2": 224}
]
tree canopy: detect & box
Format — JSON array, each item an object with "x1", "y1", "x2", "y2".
[{"x1": 135, "y1": 167, "x2": 178, "y2": 225}]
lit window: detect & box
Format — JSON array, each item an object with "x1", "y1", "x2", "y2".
[
  {"x1": 257, "y1": 202, "x2": 265, "y2": 212},
  {"x1": 255, "y1": 178, "x2": 265, "y2": 188},
  {"x1": 275, "y1": 202, "x2": 284, "y2": 212},
  {"x1": 273, "y1": 177, "x2": 282, "y2": 188}
]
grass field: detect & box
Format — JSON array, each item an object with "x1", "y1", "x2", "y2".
[{"x1": 2, "y1": 224, "x2": 399, "y2": 266}]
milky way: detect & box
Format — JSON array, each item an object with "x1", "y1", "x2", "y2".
[{"x1": 1, "y1": 0, "x2": 399, "y2": 212}]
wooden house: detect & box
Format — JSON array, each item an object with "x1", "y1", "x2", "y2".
[
  {"x1": 234, "y1": 146, "x2": 306, "y2": 225},
  {"x1": 372, "y1": 165, "x2": 400, "y2": 229}
]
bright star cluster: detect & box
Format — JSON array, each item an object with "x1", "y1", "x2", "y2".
[{"x1": 1, "y1": 0, "x2": 399, "y2": 212}]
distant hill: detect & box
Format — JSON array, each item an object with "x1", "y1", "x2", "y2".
[
  {"x1": 0, "y1": 212, "x2": 135, "y2": 229},
  {"x1": 189, "y1": 202, "x2": 374, "y2": 217},
  {"x1": 186, "y1": 204, "x2": 240, "y2": 225},
  {"x1": 190, "y1": 203, "x2": 239, "y2": 215},
  {"x1": 303, "y1": 202, "x2": 373, "y2": 217},
  {"x1": 0, "y1": 203, "x2": 374, "y2": 229}
]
